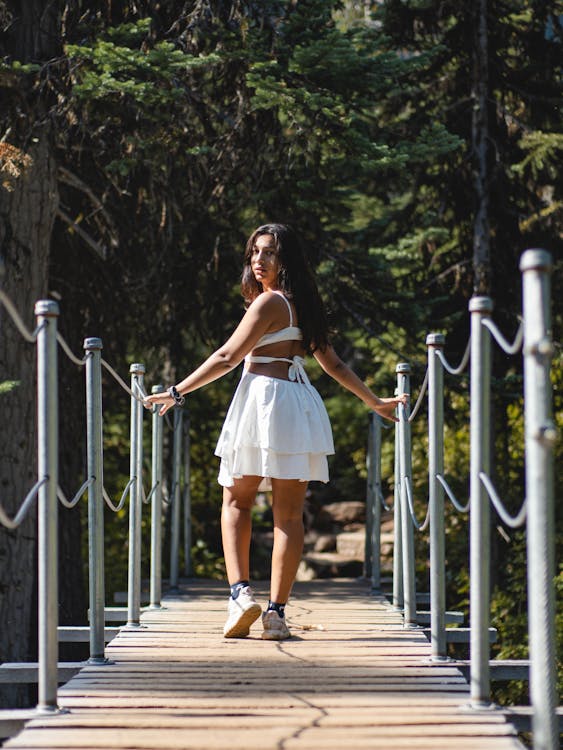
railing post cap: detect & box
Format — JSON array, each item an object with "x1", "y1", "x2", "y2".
[
  {"x1": 34, "y1": 299, "x2": 60, "y2": 317},
  {"x1": 152, "y1": 384, "x2": 165, "y2": 394},
  {"x1": 426, "y1": 333, "x2": 445, "y2": 347},
  {"x1": 130, "y1": 362, "x2": 145, "y2": 375},
  {"x1": 83, "y1": 337, "x2": 103, "y2": 350},
  {"x1": 469, "y1": 296, "x2": 494, "y2": 313},
  {"x1": 519, "y1": 248, "x2": 552, "y2": 273},
  {"x1": 396, "y1": 362, "x2": 411, "y2": 374}
]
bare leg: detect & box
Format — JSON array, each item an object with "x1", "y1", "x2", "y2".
[
  {"x1": 221, "y1": 476, "x2": 262, "y2": 584},
  {"x1": 269, "y1": 479, "x2": 308, "y2": 603}
]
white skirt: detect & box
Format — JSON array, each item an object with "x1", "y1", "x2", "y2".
[{"x1": 215, "y1": 371, "x2": 334, "y2": 487}]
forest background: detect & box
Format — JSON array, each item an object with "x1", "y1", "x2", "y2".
[{"x1": 0, "y1": 0, "x2": 561, "y2": 709}]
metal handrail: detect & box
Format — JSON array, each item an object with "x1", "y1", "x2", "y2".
[
  {"x1": 436, "y1": 473, "x2": 470, "y2": 513},
  {"x1": 0, "y1": 477, "x2": 48, "y2": 530},
  {"x1": 103, "y1": 478, "x2": 135, "y2": 513},
  {"x1": 403, "y1": 476, "x2": 430, "y2": 531},
  {"x1": 435, "y1": 339, "x2": 470, "y2": 375},
  {"x1": 57, "y1": 478, "x2": 94, "y2": 509},
  {"x1": 57, "y1": 332, "x2": 87, "y2": 367},
  {"x1": 482, "y1": 318, "x2": 523, "y2": 355},
  {"x1": 408, "y1": 368, "x2": 428, "y2": 422},
  {"x1": 0, "y1": 289, "x2": 42, "y2": 342},
  {"x1": 0, "y1": 291, "x2": 179, "y2": 705},
  {"x1": 101, "y1": 357, "x2": 146, "y2": 403},
  {"x1": 377, "y1": 486, "x2": 392, "y2": 512},
  {"x1": 479, "y1": 472, "x2": 527, "y2": 528}
]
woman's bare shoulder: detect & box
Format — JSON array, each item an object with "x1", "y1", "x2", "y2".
[{"x1": 248, "y1": 291, "x2": 287, "y2": 314}]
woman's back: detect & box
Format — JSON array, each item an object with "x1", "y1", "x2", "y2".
[{"x1": 247, "y1": 292, "x2": 305, "y2": 381}]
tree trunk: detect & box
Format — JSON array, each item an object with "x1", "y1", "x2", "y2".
[
  {"x1": 0, "y1": 133, "x2": 59, "y2": 706},
  {"x1": 472, "y1": 0, "x2": 491, "y2": 295},
  {"x1": 0, "y1": 0, "x2": 61, "y2": 707}
]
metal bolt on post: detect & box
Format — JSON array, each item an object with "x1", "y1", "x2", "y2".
[
  {"x1": 426, "y1": 334, "x2": 447, "y2": 661},
  {"x1": 169, "y1": 407, "x2": 183, "y2": 591},
  {"x1": 396, "y1": 363, "x2": 417, "y2": 627},
  {"x1": 127, "y1": 363, "x2": 145, "y2": 627},
  {"x1": 35, "y1": 301, "x2": 60, "y2": 713},
  {"x1": 468, "y1": 297, "x2": 493, "y2": 708},
  {"x1": 520, "y1": 249, "x2": 558, "y2": 750},
  {"x1": 83, "y1": 337, "x2": 109, "y2": 664},
  {"x1": 149, "y1": 385, "x2": 164, "y2": 609}
]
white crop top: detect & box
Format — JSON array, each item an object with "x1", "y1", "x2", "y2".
[
  {"x1": 245, "y1": 292, "x2": 310, "y2": 385},
  {"x1": 252, "y1": 291, "x2": 303, "y2": 348}
]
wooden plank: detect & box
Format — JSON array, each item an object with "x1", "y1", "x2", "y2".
[
  {"x1": 3, "y1": 579, "x2": 527, "y2": 750},
  {"x1": 0, "y1": 663, "x2": 84, "y2": 684},
  {"x1": 422, "y1": 627, "x2": 498, "y2": 643},
  {"x1": 415, "y1": 610, "x2": 464, "y2": 624},
  {"x1": 57, "y1": 627, "x2": 121, "y2": 643},
  {"x1": 3, "y1": 726, "x2": 522, "y2": 750},
  {"x1": 452, "y1": 659, "x2": 530, "y2": 681},
  {"x1": 0, "y1": 711, "x2": 38, "y2": 741}
]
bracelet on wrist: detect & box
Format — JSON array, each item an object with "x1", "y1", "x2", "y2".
[{"x1": 168, "y1": 385, "x2": 185, "y2": 407}]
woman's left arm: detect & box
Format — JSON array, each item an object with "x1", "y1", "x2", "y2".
[{"x1": 312, "y1": 345, "x2": 408, "y2": 421}]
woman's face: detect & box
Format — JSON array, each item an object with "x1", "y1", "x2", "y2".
[{"x1": 251, "y1": 233, "x2": 280, "y2": 289}]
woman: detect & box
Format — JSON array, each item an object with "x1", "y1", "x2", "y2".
[{"x1": 144, "y1": 223, "x2": 407, "y2": 641}]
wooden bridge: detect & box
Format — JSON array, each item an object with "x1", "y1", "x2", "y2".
[
  {"x1": 3, "y1": 579, "x2": 527, "y2": 750},
  {"x1": 0, "y1": 253, "x2": 558, "y2": 748}
]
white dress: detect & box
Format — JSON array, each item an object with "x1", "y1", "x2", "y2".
[{"x1": 215, "y1": 294, "x2": 334, "y2": 487}]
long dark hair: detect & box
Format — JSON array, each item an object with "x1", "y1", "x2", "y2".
[{"x1": 241, "y1": 223, "x2": 329, "y2": 353}]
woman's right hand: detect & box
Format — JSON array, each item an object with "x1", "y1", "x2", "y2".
[{"x1": 143, "y1": 392, "x2": 175, "y2": 416}]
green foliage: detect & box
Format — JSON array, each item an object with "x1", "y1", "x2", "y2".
[
  {"x1": 0, "y1": 60, "x2": 40, "y2": 74},
  {"x1": 191, "y1": 539, "x2": 225, "y2": 579},
  {"x1": 0, "y1": 380, "x2": 19, "y2": 394},
  {"x1": 2, "y1": 0, "x2": 560, "y2": 707}
]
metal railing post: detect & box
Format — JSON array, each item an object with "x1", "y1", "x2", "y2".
[
  {"x1": 83, "y1": 337, "x2": 107, "y2": 663},
  {"x1": 469, "y1": 296, "x2": 493, "y2": 707},
  {"x1": 426, "y1": 333, "x2": 447, "y2": 660},
  {"x1": 392, "y1": 417, "x2": 403, "y2": 610},
  {"x1": 35, "y1": 300, "x2": 60, "y2": 713},
  {"x1": 127, "y1": 363, "x2": 145, "y2": 627},
  {"x1": 169, "y1": 407, "x2": 183, "y2": 590},
  {"x1": 150, "y1": 385, "x2": 165, "y2": 609},
  {"x1": 364, "y1": 413, "x2": 375, "y2": 582},
  {"x1": 396, "y1": 362, "x2": 417, "y2": 627},
  {"x1": 371, "y1": 415, "x2": 383, "y2": 592},
  {"x1": 373, "y1": 417, "x2": 384, "y2": 593},
  {"x1": 520, "y1": 249, "x2": 557, "y2": 750},
  {"x1": 183, "y1": 404, "x2": 192, "y2": 578}
]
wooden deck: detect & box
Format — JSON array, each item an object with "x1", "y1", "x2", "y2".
[{"x1": 4, "y1": 579, "x2": 525, "y2": 749}]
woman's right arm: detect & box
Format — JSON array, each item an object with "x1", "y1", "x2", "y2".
[
  {"x1": 312, "y1": 345, "x2": 407, "y2": 421},
  {"x1": 143, "y1": 293, "x2": 281, "y2": 415}
]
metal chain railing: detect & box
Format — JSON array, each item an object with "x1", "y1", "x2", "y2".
[
  {"x1": 435, "y1": 474, "x2": 470, "y2": 514},
  {"x1": 0, "y1": 291, "x2": 192, "y2": 715},
  {"x1": 0, "y1": 292, "x2": 48, "y2": 530},
  {"x1": 376, "y1": 248, "x2": 558, "y2": 749},
  {"x1": 0, "y1": 478, "x2": 49, "y2": 530}
]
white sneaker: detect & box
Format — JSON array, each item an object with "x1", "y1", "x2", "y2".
[
  {"x1": 261, "y1": 609, "x2": 291, "y2": 640},
  {"x1": 223, "y1": 586, "x2": 261, "y2": 638}
]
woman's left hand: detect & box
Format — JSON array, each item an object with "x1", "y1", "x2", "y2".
[{"x1": 374, "y1": 394, "x2": 409, "y2": 422}]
